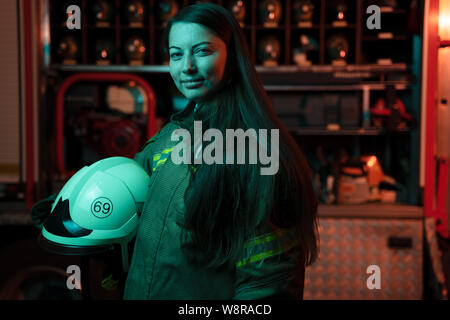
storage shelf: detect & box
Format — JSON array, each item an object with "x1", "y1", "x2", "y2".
[
  {"x1": 49, "y1": 0, "x2": 415, "y2": 66},
  {"x1": 86, "y1": 24, "x2": 116, "y2": 29},
  {"x1": 264, "y1": 82, "x2": 410, "y2": 91},
  {"x1": 254, "y1": 26, "x2": 286, "y2": 30},
  {"x1": 363, "y1": 7, "x2": 407, "y2": 14},
  {"x1": 0, "y1": 201, "x2": 32, "y2": 226},
  {"x1": 51, "y1": 64, "x2": 170, "y2": 73},
  {"x1": 289, "y1": 25, "x2": 320, "y2": 30},
  {"x1": 324, "y1": 24, "x2": 357, "y2": 29},
  {"x1": 362, "y1": 35, "x2": 409, "y2": 41},
  {"x1": 287, "y1": 127, "x2": 411, "y2": 136},
  {"x1": 50, "y1": 63, "x2": 409, "y2": 74},
  {"x1": 318, "y1": 203, "x2": 423, "y2": 219},
  {"x1": 256, "y1": 64, "x2": 408, "y2": 73}
]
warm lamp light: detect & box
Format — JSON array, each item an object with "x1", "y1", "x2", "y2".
[
  {"x1": 439, "y1": 0, "x2": 450, "y2": 40},
  {"x1": 367, "y1": 156, "x2": 377, "y2": 168}
]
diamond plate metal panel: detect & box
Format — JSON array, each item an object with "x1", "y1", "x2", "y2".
[{"x1": 304, "y1": 218, "x2": 423, "y2": 300}]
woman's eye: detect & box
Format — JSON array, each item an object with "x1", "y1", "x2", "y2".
[
  {"x1": 170, "y1": 52, "x2": 182, "y2": 59},
  {"x1": 196, "y1": 48, "x2": 212, "y2": 55}
]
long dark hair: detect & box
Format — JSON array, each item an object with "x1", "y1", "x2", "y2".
[{"x1": 164, "y1": 3, "x2": 319, "y2": 269}]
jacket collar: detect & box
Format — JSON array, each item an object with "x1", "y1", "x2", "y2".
[{"x1": 170, "y1": 101, "x2": 196, "y2": 129}]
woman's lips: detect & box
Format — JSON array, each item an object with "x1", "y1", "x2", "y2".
[{"x1": 182, "y1": 79, "x2": 204, "y2": 89}]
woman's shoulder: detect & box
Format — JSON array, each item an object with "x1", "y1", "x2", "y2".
[
  {"x1": 139, "y1": 121, "x2": 181, "y2": 151},
  {"x1": 134, "y1": 103, "x2": 195, "y2": 171},
  {"x1": 143, "y1": 102, "x2": 195, "y2": 147},
  {"x1": 133, "y1": 121, "x2": 185, "y2": 173}
]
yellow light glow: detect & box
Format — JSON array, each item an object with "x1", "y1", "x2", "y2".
[
  {"x1": 440, "y1": 0, "x2": 450, "y2": 40},
  {"x1": 367, "y1": 156, "x2": 377, "y2": 168}
]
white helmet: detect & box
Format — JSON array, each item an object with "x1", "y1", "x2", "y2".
[{"x1": 39, "y1": 157, "x2": 149, "y2": 272}]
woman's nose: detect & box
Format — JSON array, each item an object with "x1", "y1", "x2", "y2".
[{"x1": 182, "y1": 56, "x2": 197, "y2": 73}]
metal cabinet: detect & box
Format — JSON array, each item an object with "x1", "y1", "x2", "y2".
[{"x1": 304, "y1": 205, "x2": 423, "y2": 299}]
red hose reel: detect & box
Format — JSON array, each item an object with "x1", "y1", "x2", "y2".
[
  {"x1": 89, "y1": 118, "x2": 142, "y2": 158},
  {"x1": 55, "y1": 73, "x2": 156, "y2": 177}
]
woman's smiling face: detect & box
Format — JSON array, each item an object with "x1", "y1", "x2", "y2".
[{"x1": 168, "y1": 22, "x2": 228, "y2": 103}]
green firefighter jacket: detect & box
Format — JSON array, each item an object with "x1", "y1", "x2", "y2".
[{"x1": 123, "y1": 102, "x2": 306, "y2": 300}]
